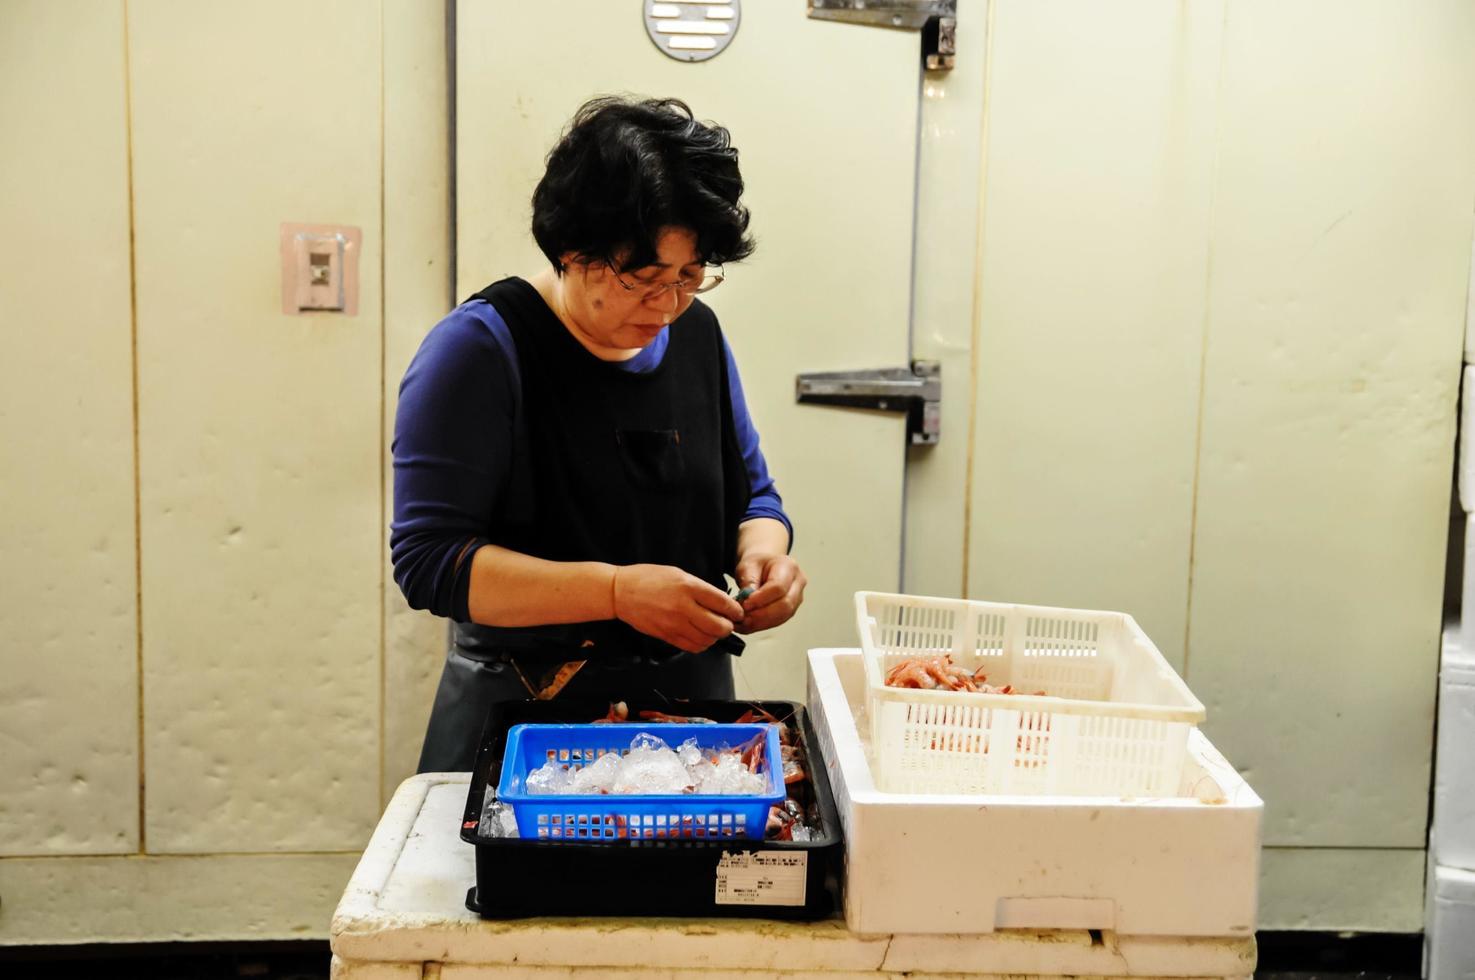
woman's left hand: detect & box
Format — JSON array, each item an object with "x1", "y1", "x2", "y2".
[{"x1": 732, "y1": 552, "x2": 807, "y2": 634}]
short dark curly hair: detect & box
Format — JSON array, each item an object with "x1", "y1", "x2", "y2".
[{"x1": 531, "y1": 96, "x2": 756, "y2": 273}]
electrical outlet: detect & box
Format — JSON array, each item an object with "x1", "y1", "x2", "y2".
[{"x1": 280, "y1": 223, "x2": 362, "y2": 315}]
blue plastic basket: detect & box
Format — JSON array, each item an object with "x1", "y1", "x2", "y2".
[{"x1": 496, "y1": 723, "x2": 784, "y2": 841}]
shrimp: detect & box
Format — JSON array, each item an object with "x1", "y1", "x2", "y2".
[
  {"x1": 736, "y1": 705, "x2": 796, "y2": 746},
  {"x1": 637, "y1": 709, "x2": 717, "y2": 724},
  {"x1": 886, "y1": 661, "x2": 940, "y2": 689},
  {"x1": 885, "y1": 654, "x2": 1041, "y2": 698},
  {"x1": 782, "y1": 757, "x2": 806, "y2": 785},
  {"x1": 734, "y1": 704, "x2": 785, "y2": 725},
  {"x1": 765, "y1": 799, "x2": 805, "y2": 840},
  {"x1": 738, "y1": 732, "x2": 767, "y2": 773},
  {"x1": 592, "y1": 701, "x2": 629, "y2": 723},
  {"x1": 927, "y1": 657, "x2": 975, "y2": 690}
]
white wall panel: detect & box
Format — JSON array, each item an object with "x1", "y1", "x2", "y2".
[
  {"x1": 1260, "y1": 847, "x2": 1424, "y2": 932},
  {"x1": 130, "y1": 0, "x2": 384, "y2": 852},
  {"x1": 1187, "y1": 0, "x2": 1475, "y2": 848},
  {"x1": 0, "y1": 0, "x2": 139, "y2": 856},
  {"x1": 965, "y1": 0, "x2": 1222, "y2": 673},
  {"x1": 382, "y1": 0, "x2": 452, "y2": 798}
]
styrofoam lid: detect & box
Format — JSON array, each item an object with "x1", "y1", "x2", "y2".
[
  {"x1": 1433, "y1": 861, "x2": 1475, "y2": 900},
  {"x1": 1441, "y1": 626, "x2": 1475, "y2": 676}
]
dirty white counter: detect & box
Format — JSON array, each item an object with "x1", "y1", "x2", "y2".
[{"x1": 329, "y1": 773, "x2": 1256, "y2": 979}]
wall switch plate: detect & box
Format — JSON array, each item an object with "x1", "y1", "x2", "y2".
[{"x1": 280, "y1": 223, "x2": 362, "y2": 315}]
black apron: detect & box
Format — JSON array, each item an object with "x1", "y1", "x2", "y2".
[{"x1": 417, "y1": 278, "x2": 751, "y2": 772}]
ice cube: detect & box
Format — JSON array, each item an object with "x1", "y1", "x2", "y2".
[
  {"x1": 568, "y1": 752, "x2": 621, "y2": 794},
  {"x1": 614, "y1": 743, "x2": 693, "y2": 794},
  {"x1": 629, "y1": 731, "x2": 669, "y2": 753},
  {"x1": 677, "y1": 737, "x2": 703, "y2": 768},
  {"x1": 479, "y1": 798, "x2": 519, "y2": 838},
  {"x1": 702, "y1": 753, "x2": 766, "y2": 795},
  {"x1": 478, "y1": 788, "x2": 507, "y2": 837},
  {"x1": 525, "y1": 760, "x2": 572, "y2": 795},
  {"x1": 685, "y1": 757, "x2": 717, "y2": 792}
]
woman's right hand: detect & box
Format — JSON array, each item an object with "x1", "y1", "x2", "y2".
[{"x1": 611, "y1": 564, "x2": 745, "y2": 653}]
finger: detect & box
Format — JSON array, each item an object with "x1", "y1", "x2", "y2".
[
  {"x1": 670, "y1": 629, "x2": 709, "y2": 653},
  {"x1": 742, "y1": 567, "x2": 793, "y2": 611},
  {"x1": 691, "y1": 581, "x2": 744, "y2": 620},
  {"x1": 741, "y1": 580, "x2": 805, "y2": 633},
  {"x1": 739, "y1": 607, "x2": 781, "y2": 633},
  {"x1": 756, "y1": 558, "x2": 796, "y2": 589},
  {"x1": 669, "y1": 609, "x2": 729, "y2": 647},
  {"x1": 781, "y1": 576, "x2": 807, "y2": 619},
  {"x1": 790, "y1": 570, "x2": 807, "y2": 603},
  {"x1": 733, "y1": 558, "x2": 764, "y2": 591},
  {"x1": 691, "y1": 609, "x2": 735, "y2": 640}
]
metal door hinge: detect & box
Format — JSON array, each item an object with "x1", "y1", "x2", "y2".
[
  {"x1": 796, "y1": 360, "x2": 941, "y2": 445},
  {"x1": 808, "y1": 0, "x2": 956, "y2": 70}
]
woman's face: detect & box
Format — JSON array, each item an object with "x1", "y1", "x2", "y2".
[{"x1": 559, "y1": 226, "x2": 705, "y2": 358}]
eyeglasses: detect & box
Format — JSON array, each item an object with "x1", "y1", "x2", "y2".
[{"x1": 607, "y1": 263, "x2": 725, "y2": 299}]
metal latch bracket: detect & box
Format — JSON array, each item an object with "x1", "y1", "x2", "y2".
[
  {"x1": 795, "y1": 360, "x2": 942, "y2": 445},
  {"x1": 807, "y1": 0, "x2": 957, "y2": 70}
]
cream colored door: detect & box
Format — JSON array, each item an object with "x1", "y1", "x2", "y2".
[
  {"x1": 456, "y1": 3, "x2": 921, "y2": 699},
  {"x1": 952, "y1": 0, "x2": 1475, "y2": 931}
]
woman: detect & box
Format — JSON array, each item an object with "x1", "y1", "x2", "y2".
[{"x1": 392, "y1": 96, "x2": 807, "y2": 772}]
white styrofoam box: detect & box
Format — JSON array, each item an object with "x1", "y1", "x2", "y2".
[
  {"x1": 1434, "y1": 626, "x2": 1475, "y2": 871},
  {"x1": 1461, "y1": 370, "x2": 1475, "y2": 511},
  {"x1": 1425, "y1": 862, "x2": 1475, "y2": 980},
  {"x1": 1463, "y1": 521, "x2": 1475, "y2": 651},
  {"x1": 808, "y1": 648, "x2": 1261, "y2": 938},
  {"x1": 855, "y1": 592, "x2": 1205, "y2": 796}
]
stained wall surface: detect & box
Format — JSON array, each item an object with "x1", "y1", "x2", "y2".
[
  {"x1": 0, "y1": 0, "x2": 141, "y2": 859},
  {"x1": 1185, "y1": 0, "x2": 1474, "y2": 851},
  {"x1": 129, "y1": 0, "x2": 385, "y2": 855},
  {"x1": 0, "y1": 0, "x2": 449, "y2": 941}
]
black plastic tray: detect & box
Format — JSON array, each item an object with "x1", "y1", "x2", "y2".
[{"x1": 459, "y1": 698, "x2": 842, "y2": 919}]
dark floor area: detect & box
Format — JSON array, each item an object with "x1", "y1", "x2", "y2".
[
  {"x1": 0, "y1": 931, "x2": 1427, "y2": 978},
  {"x1": 1256, "y1": 931, "x2": 1423, "y2": 979},
  {"x1": 0, "y1": 941, "x2": 330, "y2": 980}
]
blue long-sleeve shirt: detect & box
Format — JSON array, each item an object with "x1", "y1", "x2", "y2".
[{"x1": 390, "y1": 297, "x2": 790, "y2": 622}]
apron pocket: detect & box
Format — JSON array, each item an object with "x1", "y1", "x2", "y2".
[{"x1": 615, "y1": 428, "x2": 686, "y2": 490}]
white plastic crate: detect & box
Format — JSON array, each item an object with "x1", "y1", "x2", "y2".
[
  {"x1": 856, "y1": 591, "x2": 1206, "y2": 796},
  {"x1": 808, "y1": 648, "x2": 1263, "y2": 937}
]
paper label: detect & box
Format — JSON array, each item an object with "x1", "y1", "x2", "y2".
[{"x1": 713, "y1": 850, "x2": 808, "y2": 907}]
